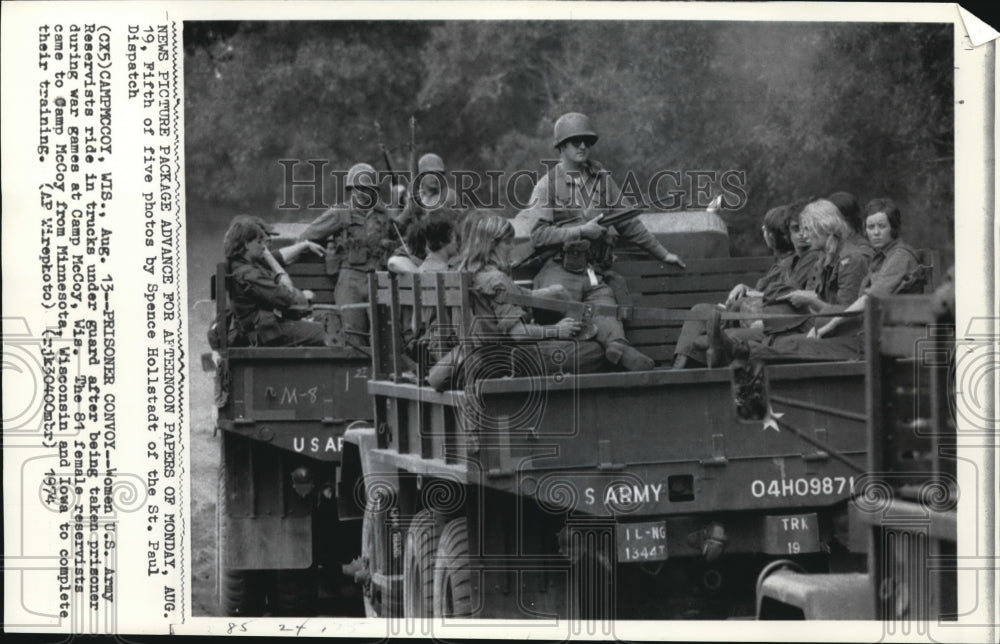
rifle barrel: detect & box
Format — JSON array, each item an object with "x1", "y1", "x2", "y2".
[{"x1": 511, "y1": 207, "x2": 645, "y2": 268}]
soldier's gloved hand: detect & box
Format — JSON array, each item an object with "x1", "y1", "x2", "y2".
[
  {"x1": 578, "y1": 218, "x2": 607, "y2": 240},
  {"x1": 661, "y1": 251, "x2": 686, "y2": 268},
  {"x1": 302, "y1": 289, "x2": 315, "y2": 302},
  {"x1": 553, "y1": 317, "x2": 583, "y2": 339}
]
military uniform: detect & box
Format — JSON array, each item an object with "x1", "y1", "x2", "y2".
[
  {"x1": 426, "y1": 265, "x2": 606, "y2": 392},
  {"x1": 228, "y1": 257, "x2": 325, "y2": 347},
  {"x1": 398, "y1": 154, "x2": 469, "y2": 241},
  {"x1": 419, "y1": 253, "x2": 451, "y2": 273},
  {"x1": 299, "y1": 204, "x2": 394, "y2": 338},
  {"x1": 528, "y1": 160, "x2": 671, "y2": 352},
  {"x1": 860, "y1": 238, "x2": 924, "y2": 297},
  {"x1": 764, "y1": 248, "x2": 823, "y2": 301},
  {"x1": 809, "y1": 235, "x2": 874, "y2": 307},
  {"x1": 673, "y1": 250, "x2": 816, "y2": 366},
  {"x1": 744, "y1": 239, "x2": 920, "y2": 365},
  {"x1": 389, "y1": 184, "x2": 467, "y2": 259},
  {"x1": 470, "y1": 267, "x2": 605, "y2": 373},
  {"x1": 523, "y1": 112, "x2": 680, "y2": 371},
  {"x1": 758, "y1": 249, "x2": 823, "y2": 334}
]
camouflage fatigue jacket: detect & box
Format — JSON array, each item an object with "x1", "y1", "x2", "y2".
[
  {"x1": 228, "y1": 257, "x2": 309, "y2": 343},
  {"x1": 299, "y1": 204, "x2": 394, "y2": 273},
  {"x1": 526, "y1": 160, "x2": 668, "y2": 267}
]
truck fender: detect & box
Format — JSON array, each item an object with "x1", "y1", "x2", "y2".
[{"x1": 338, "y1": 422, "x2": 376, "y2": 520}]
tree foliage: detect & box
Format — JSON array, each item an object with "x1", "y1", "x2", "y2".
[{"x1": 184, "y1": 20, "x2": 953, "y2": 258}]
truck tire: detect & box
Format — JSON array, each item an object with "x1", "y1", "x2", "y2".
[
  {"x1": 360, "y1": 501, "x2": 404, "y2": 618},
  {"x1": 432, "y1": 517, "x2": 473, "y2": 618},
  {"x1": 404, "y1": 510, "x2": 441, "y2": 618},
  {"x1": 217, "y1": 438, "x2": 266, "y2": 616},
  {"x1": 272, "y1": 569, "x2": 316, "y2": 616},
  {"x1": 360, "y1": 505, "x2": 379, "y2": 617},
  {"x1": 219, "y1": 567, "x2": 266, "y2": 617}
]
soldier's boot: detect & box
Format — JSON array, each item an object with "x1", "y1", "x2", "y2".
[
  {"x1": 605, "y1": 340, "x2": 655, "y2": 371},
  {"x1": 706, "y1": 309, "x2": 749, "y2": 367}
]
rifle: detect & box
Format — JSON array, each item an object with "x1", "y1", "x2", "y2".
[
  {"x1": 391, "y1": 116, "x2": 422, "y2": 229},
  {"x1": 598, "y1": 206, "x2": 645, "y2": 228},
  {"x1": 374, "y1": 120, "x2": 413, "y2": 258},
  {"x1": 373, "y1": 120, "x2": 395, "y2": 189},
  {"x1": 511, "y1": 206, "x2": 646, "y2": 269}
]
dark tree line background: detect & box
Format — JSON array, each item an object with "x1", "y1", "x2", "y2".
[{"x1": 184, "y1": 20, "x2": 953, "y2": 260}]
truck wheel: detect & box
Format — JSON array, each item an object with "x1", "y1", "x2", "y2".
[
  {"x1": 360, "y1": 502, "x2": 404, "y2": 617},
  {"x1": 217, "y1": 439, "x2": 265, "y2": 616},
  {"x1": 272, "y1": 569, "x2": 316, "y2": 616},
  {"x1": 404, "y1": 510, "x2": 441, "y2": 618},
  {"x1": 360, "y1": 506, "x2": 379, "y2": 617},
  {"x1": 433, "y1": 517, "x2": 472, "y2": 618},
  {"x1": 219, "y1": 568, "x2": 266, "y2": 617}
]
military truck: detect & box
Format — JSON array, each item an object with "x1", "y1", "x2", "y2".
[
  {"x1": 755, "y1": 292, "x2": 956, "y2": 621},
  {"x1": 338, "y1": 210, "x2": 939, "y2": 621},
  {"x1": 211, "y1": 224, "x2": 372, "y2": 616}
]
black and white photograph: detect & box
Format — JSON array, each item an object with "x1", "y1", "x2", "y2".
[
  {"x1": 1, "y1": 1, "x2": 995, "y2": 640},
  {"x1": 182, "y1": 13, "x2": 978, "y2": 629}
]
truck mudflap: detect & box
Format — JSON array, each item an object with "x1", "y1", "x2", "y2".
[
  {"x1": 225, "y1": 516, "x2": 313, "y2": 570},
  {"x1": 219, "y1": 431, "x2": 316, "y2": 570},
  {"x1": 337, "y1": 423, "x2": 377, "y2": 521}
]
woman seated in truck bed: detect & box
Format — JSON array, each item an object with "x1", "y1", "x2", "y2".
[
  {"x1": 807, "y1": 197, "x2": 925, "y2": 339},
  {"x1": 427, "y1": 215, "x2": 605, "y2": 390},
  {"x1": 223, "y1": 215, "x2": 329, "y2": 347},
  {"x1": 709, "y1": 197, "x2": 924, "y2": 364},
  {"x1": 671, "y1": 200, "x2": 820, "y2": 368}
]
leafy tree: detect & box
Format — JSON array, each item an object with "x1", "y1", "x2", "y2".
[{"x1": 185, "y1": 21, "x2": 953, "y2": 261}]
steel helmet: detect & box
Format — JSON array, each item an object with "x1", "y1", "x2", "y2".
[
  {"x1": 553, "y1": 112, "x2": 598, "y2": 149},
  {"x1": 418, "y1": 153, "x2": 446, "y2": 174},
  {"x1": 345, "y1": 162, "x2": 378, "y2": 190}
]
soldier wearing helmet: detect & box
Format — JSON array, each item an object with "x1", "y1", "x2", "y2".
[
  {"x1": 299, "y1": 162, "x2": 396, "y2": 341},
  {"x1": 526, "y1": 112, "x2": 686, "y2": 371},
  {"x1": 389, "y1": 152, "x2": 470, "y2": 274}
]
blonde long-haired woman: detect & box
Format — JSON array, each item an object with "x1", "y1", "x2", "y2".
[
  {"x1": 709, "y1": 198, "x2": 926, "y2": 365},
  {"x1": 776, "y1": 199, "x2": 873, "y2": 313},
  {"x1": 427, "y1": 216, "x2": 605, "y2": 390}
]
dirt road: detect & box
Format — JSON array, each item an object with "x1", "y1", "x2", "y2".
[{"x1": 187, "y1": 218, "x2": 227, "y2": 616}]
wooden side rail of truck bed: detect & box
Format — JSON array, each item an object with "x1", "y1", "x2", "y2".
[{"x1": 756, "y1": 293, "x2": 955, "y2": 620}]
